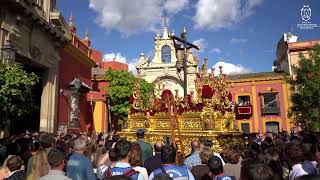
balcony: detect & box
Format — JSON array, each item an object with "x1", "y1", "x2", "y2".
[
  {"x1": 262, "y1": 106, "x2": 280, "y2": 115},
  {"x1": 235, "y1": 105, "x2": 252, "y2": 119}
]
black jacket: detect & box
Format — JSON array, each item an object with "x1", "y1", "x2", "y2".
[
  {"x1": 4, "y1": 170, "x2": 25, "y2": 180},
  {"x1": 144, "y1": 153, "x2": 162, "y2": 175}
]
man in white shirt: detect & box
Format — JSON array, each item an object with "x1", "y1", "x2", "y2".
[{"x1": 287, "y1": 144, "x2": 316, "y2": 180}]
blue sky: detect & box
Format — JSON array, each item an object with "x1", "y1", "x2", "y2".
[{"x1": 57, "y1": 0, "x2": 320, "y2": 74}]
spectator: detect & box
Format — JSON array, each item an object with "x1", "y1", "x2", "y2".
[
  {"x1": 66, "y1": 137, "x2": 96, "y2": 180},
  {"x1": 103, "y1": 140, "x2": 143, "y2": 180},
  {"x1": 191, "y1": 146, "x2": 212, "y2": 180},
  {"x1": 135, "y1": 129, "x2": 153, "y2": 165},
  {"x1": 202, "y1": 156, "x2": 236, "y2": 180},
  {"x1": 130, "y1": 143, "x2": 148, "y2": 180},
  {"x1": 256, "y1": 133, "x2": 264, "y2": 145},
  {"x1": 0, "y1": 166, "x2": 10, "y2": 179},
  {"x1": 26, "y1": 133, "x2": 54, "y2": 177},
  {"x1": 27, "y1": 149, "x2": 50, "y2": 180},
  {"x1": 4, "y1": 155, "x2": 24, "y2": 180},
  {"x1": 258, "y1": 147, "x2": 285, "y2": 180},
  {"x1": 185, "y1": 140, "x2": 201, "y2": 170},
  {"x1": 286, "y1": 144, "x2": 316, "y2": 180},
  {"x1": 148, "y1": 145, "x2": 195, "y2": 180},
  {"x1": 223, "y1": 148, "x2": 241, "y2": 180},
  {"x1": 97, "y1": 148, "x2": 118, "y2": 180},
  {"x1": 144, "y1": 141, "x2": 163, "y2": 175},
  {"x1": 39, "y1": 148, "x2": 71, "y2": 180},
  {"x1": 240, "y1": 163, "x2": 277, "y2": 180}
]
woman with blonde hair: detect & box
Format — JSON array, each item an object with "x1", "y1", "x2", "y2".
[{"x1": 27, "y1": 149, "x2": 50, "y2": 180}]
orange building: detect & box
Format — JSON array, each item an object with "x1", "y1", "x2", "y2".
[
  {"x1": 231, "y1": 33, "x2": 320, "y2": 134},
  {"x1": 89, "y1": 60, "x2": 129, "y2": 133},
  {"x1": 228, "y1": 72, "x2": 291, "y2": 134},
  {"x1": 274, "y1": 33, "x2": 320, "y2": 77}
]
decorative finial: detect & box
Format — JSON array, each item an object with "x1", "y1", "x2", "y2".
[
  {"x1": 85, "y1": 30, "x2": 89, "y2": 40},
  {"x1": 211, "y1": 68, "x2": 215, "y2": 76},
  {"x1": 219, "y1": 66, "x2": 223, "y2": 74},
  {"x1": 68, "y1": 12, "x2": 76, "y2": 33},
  {"x1": 69, "y1": 13, "x2": 73, "y2": 22},
  {"x1": 83, "y1": 28, "x2": 91, "y2": 47},
  {"x1": 183, "y1": 27, "x2": 187, "y2": 33}
]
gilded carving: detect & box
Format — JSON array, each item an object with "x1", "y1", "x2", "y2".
[{"x1": 121, "y1": 28, "x2": 241, "y2": 154}]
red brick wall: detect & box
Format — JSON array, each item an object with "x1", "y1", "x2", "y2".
[
  {"x1": 101, "y1": 61, "x2": 128, "y2": 71},
  {"x1": 92, "y1": 49, "x2": 103, "y2": 64},
  {"x1": 58, "y1": 49, "x2": 93, "y2": 132}
]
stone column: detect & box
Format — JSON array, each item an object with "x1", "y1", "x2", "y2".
[{"x1": 40, "y1": 65, "x2": 59, "y2": 132}]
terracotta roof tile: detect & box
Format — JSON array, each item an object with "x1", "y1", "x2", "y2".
[{"x1": 226, "y1": 72, "x2": 287, "y2": 80}]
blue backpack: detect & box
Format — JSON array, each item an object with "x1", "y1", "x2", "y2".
[{"x1": 104, "y1": 167, "x2": 139, "y2": 180}]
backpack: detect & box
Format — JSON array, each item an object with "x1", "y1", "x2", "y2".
[
  {"x1": 154, "y1": 166, "x2": 189, "y2": 180},
  {"x1": 154, "y1": 166, "x2": 173, "y2": 180},
  {"x1": 104, "y1": 167, "x2": 139, "y2": 180}
]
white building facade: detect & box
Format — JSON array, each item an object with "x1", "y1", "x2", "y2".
[{"x1": 136, "y1": 27, "x2": 199, "y2": 98}]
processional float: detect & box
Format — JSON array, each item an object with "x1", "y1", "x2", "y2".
[{"x1": 118, "y1": 59, "x2": 243, "y2": 155}]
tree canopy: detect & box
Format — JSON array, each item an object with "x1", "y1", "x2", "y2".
[
  {"x1": 105, "y1": 69, "x2": 153, "y2": 124},
  {"x1": 289, "y1": 45, "x2": 320, "y2": 131},
  {"x1": 0, "y1": 63, "x2": 39, "y2": 135}
]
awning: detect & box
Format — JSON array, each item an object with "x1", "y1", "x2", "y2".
[{"x1": 68, "y1": 77, "x2": 92, "y2": 93}]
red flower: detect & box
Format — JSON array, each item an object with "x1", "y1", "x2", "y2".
[
  {"x1": 307, "y1": 72, "x2": 312, "y2": 79},
  {"x1": 128, "y1": 95, "x2": 134, "y2": 103},
  {"x1": 202, "y1": 85, "x2": 214, "y2": 98},
  {"x1": 228, "y1": 92, "x2": 232, "y2": 101}
]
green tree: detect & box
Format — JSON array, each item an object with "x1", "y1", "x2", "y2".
[
  {"x1": 0, "y1": 63, "x2": 39, "y2": 136},
  {"x1": 105, "y1": 69, "x2": 153, "y2": 125},
  {"x1": 289, "y1": 45, "x2": 320, "y2": 131}
]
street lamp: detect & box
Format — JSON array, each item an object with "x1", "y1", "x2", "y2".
[{"x1": 1, "y1": 40, "x2": 16, "y2": 64}]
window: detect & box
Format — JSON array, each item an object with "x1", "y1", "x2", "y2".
[
  {"x1": 261, "y1": 93, "x2": 279, "y2": 115},
  {"x1": 266, "y1": 122, "x2": 279, "y2": 133},
  {"x1": 161, "y1": 45, "x2": 171, "y2": 63},
  {"x1": 241, "y1": 123, "x2": 250, "y2": 134},
  {"x1": 238, "y1": 95, "x2": 250, "y2": 106}
]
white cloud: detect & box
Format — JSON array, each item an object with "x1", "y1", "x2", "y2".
[
  {"x1": 192, "y1": 38, "x2": 207, "y2": 52},
  {"x1": 103, "y1": 52, "x2": 127, "y2": 63},
  {"x1": 103, "y1": 52, "x2": 138, "y2": 74},
  {"x1": 164, "y1": 0, "x2": 189, "y2": 14},
  {"x1": 193, "y1": 0, "x2": 264, "y2": 30},
  {"x1": 209, "y1": 61, "x2": 250, "y2": 75},
  {"x1": 128, "y1": 58, "x2": 138, "y2": 75},
  {"x1": 230, "y1": 38, "x2": 248, "y2": 44},
  {"x1": 89, "y1": 0, "x2": 188, "y2": 35},
  {"x1": 210, "y1": 48, "x2": 222, "y2": 54}
]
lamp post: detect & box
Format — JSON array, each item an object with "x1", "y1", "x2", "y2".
[{"x1": 1, "y1": 40, "x2": 16, "y2": 64}]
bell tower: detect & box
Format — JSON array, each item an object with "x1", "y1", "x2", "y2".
[
  {"x1": 136, "y1": 26, "x2": 199, "y2": 98},
  {"x1": 153, "y1": 27, "x2": 178, "y2": 64}
]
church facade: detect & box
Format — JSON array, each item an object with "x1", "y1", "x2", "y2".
[{"x1": 136, "y1": 27, "x2": 198, "y2": 98}]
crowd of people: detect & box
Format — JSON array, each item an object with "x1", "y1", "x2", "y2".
[{"x1": 0, "y1": 130, "x2": 319, "y2": 180}]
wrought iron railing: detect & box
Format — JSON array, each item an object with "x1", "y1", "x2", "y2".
[{"x1": 262, "y1": 106, "x2": 280, "y2": 115}]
